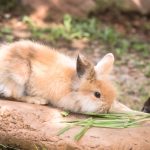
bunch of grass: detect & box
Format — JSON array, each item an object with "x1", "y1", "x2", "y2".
[{"x1": 58, "y1": 112, "x2": 150, "y2": 141}]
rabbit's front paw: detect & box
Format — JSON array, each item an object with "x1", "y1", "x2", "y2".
[
  {"x1": 31, "y1": 97, "x2": 49, "y2": 105},
  {"x1": 20, "y1": 96, "x2": 49, "y2": 105}
]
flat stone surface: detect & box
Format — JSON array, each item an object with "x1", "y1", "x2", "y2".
[{"x1": 0, "y1": 100, "x2": 150, "y2": 150}]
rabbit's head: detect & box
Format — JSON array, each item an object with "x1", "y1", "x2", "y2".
[{"x1": 70, "y1": 53, "x2": 117, "y2": 113}]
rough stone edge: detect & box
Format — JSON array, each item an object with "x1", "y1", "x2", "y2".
[{"x1": 0, "y1": 100, "x2": 150, "y2": 150}]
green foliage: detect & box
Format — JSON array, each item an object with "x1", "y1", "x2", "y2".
[
  {"x1": 131, "y1": 41, "x2": 149, "y2": 57},
  {"x1": 143, "y1": 23, "x2": 150, "y2": 30},
  {"x1": 34, "y1": 144, "x2": 47, "y2": 150},
  {"x1": 0, "y1": 27, "x2": 14, "y2": 42},
  {"x1": 23, "y1": 16, "x2": 36, "y2": 31},
  {"x1": 61, "y1": 111, "x2": 70, "y2": 117},
  {"x1": 0, "y1": 27, "x2": 12, "y2": 34},
  {"x1": 23, "y1": 15, "x2": 149, "y2": 56},
  {"x1": 0, "y1": 144, "x2": 19, "y2": 150},
  {"x1": 23, "y1": 15, "x2": 99, "y2": 41},
  {"x1": 99, "y1": 27, "x2": 119, "y2": 45},
  {"x1": 145, "y1": 63, "x2": 150, "y2": 78},
  {"x1": 115, "y1": 39, "x2": 129, "y2": 55},
  {"x1": 23, "y1": 15, "x2": 120, "y2": 45}
]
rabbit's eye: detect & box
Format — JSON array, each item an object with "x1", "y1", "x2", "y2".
[{"x1": 94, "y1": 91, "x2": 101, "y2": 98}]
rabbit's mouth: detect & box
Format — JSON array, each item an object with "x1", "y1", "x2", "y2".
[
  {"x1": 96, "y1": 103, "x2": 110, "y2": 113},
  {"x1": 81, "y1": 101, "x2": 110, "y2": 113}
]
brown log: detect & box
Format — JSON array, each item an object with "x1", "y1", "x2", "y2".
[{"x1": 0, "y1": 100, "x2": 150, "y2": 150}]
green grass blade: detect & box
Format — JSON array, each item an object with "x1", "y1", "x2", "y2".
[
  {"x1": 61, "y1": 111, "x2": 69, "y2": 117},
  {"x1": 57, "y1": 125, "x2": 72, "y2": 136},
  {"x1": 74, "y1": 125, "x2": 91, "y2": 141},
  {"x1": 58, "y1": 112, "x2": 150, "y2": 141}
]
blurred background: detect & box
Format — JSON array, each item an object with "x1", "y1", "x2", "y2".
[{"x1": 0, "y1": 0, "x2": 149, "y2": 110}]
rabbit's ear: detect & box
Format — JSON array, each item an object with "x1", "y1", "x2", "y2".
[
  {"x1": 76, "y1": 54, "x2": 95, "y2": 79},
  {"x1": 95, "y1": 53, "x2": 114, "y2": 75}
]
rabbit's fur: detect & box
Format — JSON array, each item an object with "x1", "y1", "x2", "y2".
[
  {"x1": 142, "y1": 97, "x2": 150, "y2": 113},
  {"x1": 0, "y1": 40, "x2": 117, "y2": 113}
]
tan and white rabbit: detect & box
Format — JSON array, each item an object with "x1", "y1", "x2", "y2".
[{"x1": 0, "y1": 40, "x2": 117, "y2": 113}]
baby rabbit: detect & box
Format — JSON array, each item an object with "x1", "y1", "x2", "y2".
[
  {"x1": 142, "y1": 97, "x2": 150, "y2": 113},
  {"x1": 0, "y1": 40, "x2": 116, "y2": 113}
]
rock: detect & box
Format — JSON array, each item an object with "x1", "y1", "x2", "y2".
[
  {"x1": 0, "y1": 100, "x2": 150, "y2": 150},
  {"x1": 96, "y1": 0, "x2": 150, "y2": 14},
  {"x1": 21, "y1": 0, "x2": 96, "y2": 22},
  {"x1": 21, "y1": 0, "x2": 150, "y2": 23},
  {"x1": 19, "y1": 0, "x2": 150, "y2": 24}
]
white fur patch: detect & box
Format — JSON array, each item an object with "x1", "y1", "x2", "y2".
[
  {"x1": 57, "y1": 54, "x2": 76, "y2": 69},
  {"x1": 0, "y1": 84, "x2": 11, "y2": 97},
  {"x1": 57, "y1": 92, "x2": 108, "y2": 113},
  {"x1": 11, "y1": 73, "x2": 26, "y2": 86},
  {"x1": 80, "y1": 97, "x2": 98, "y2": 112}
]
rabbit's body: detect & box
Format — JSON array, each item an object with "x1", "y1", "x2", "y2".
[{"x1": 0, "y1": 40, "x2": 116, "y2": 113}]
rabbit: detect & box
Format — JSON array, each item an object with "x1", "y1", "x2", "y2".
[
  {"x1": 0, "y1": 40, "x2": 117, "y2": 113},
  {"x1": 141, "y1": 97, "x2": 150, "y2": 113}
]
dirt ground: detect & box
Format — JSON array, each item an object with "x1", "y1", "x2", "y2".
[{"x1": 0, "y1": 8, "x2": 150, "y2": 111}]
